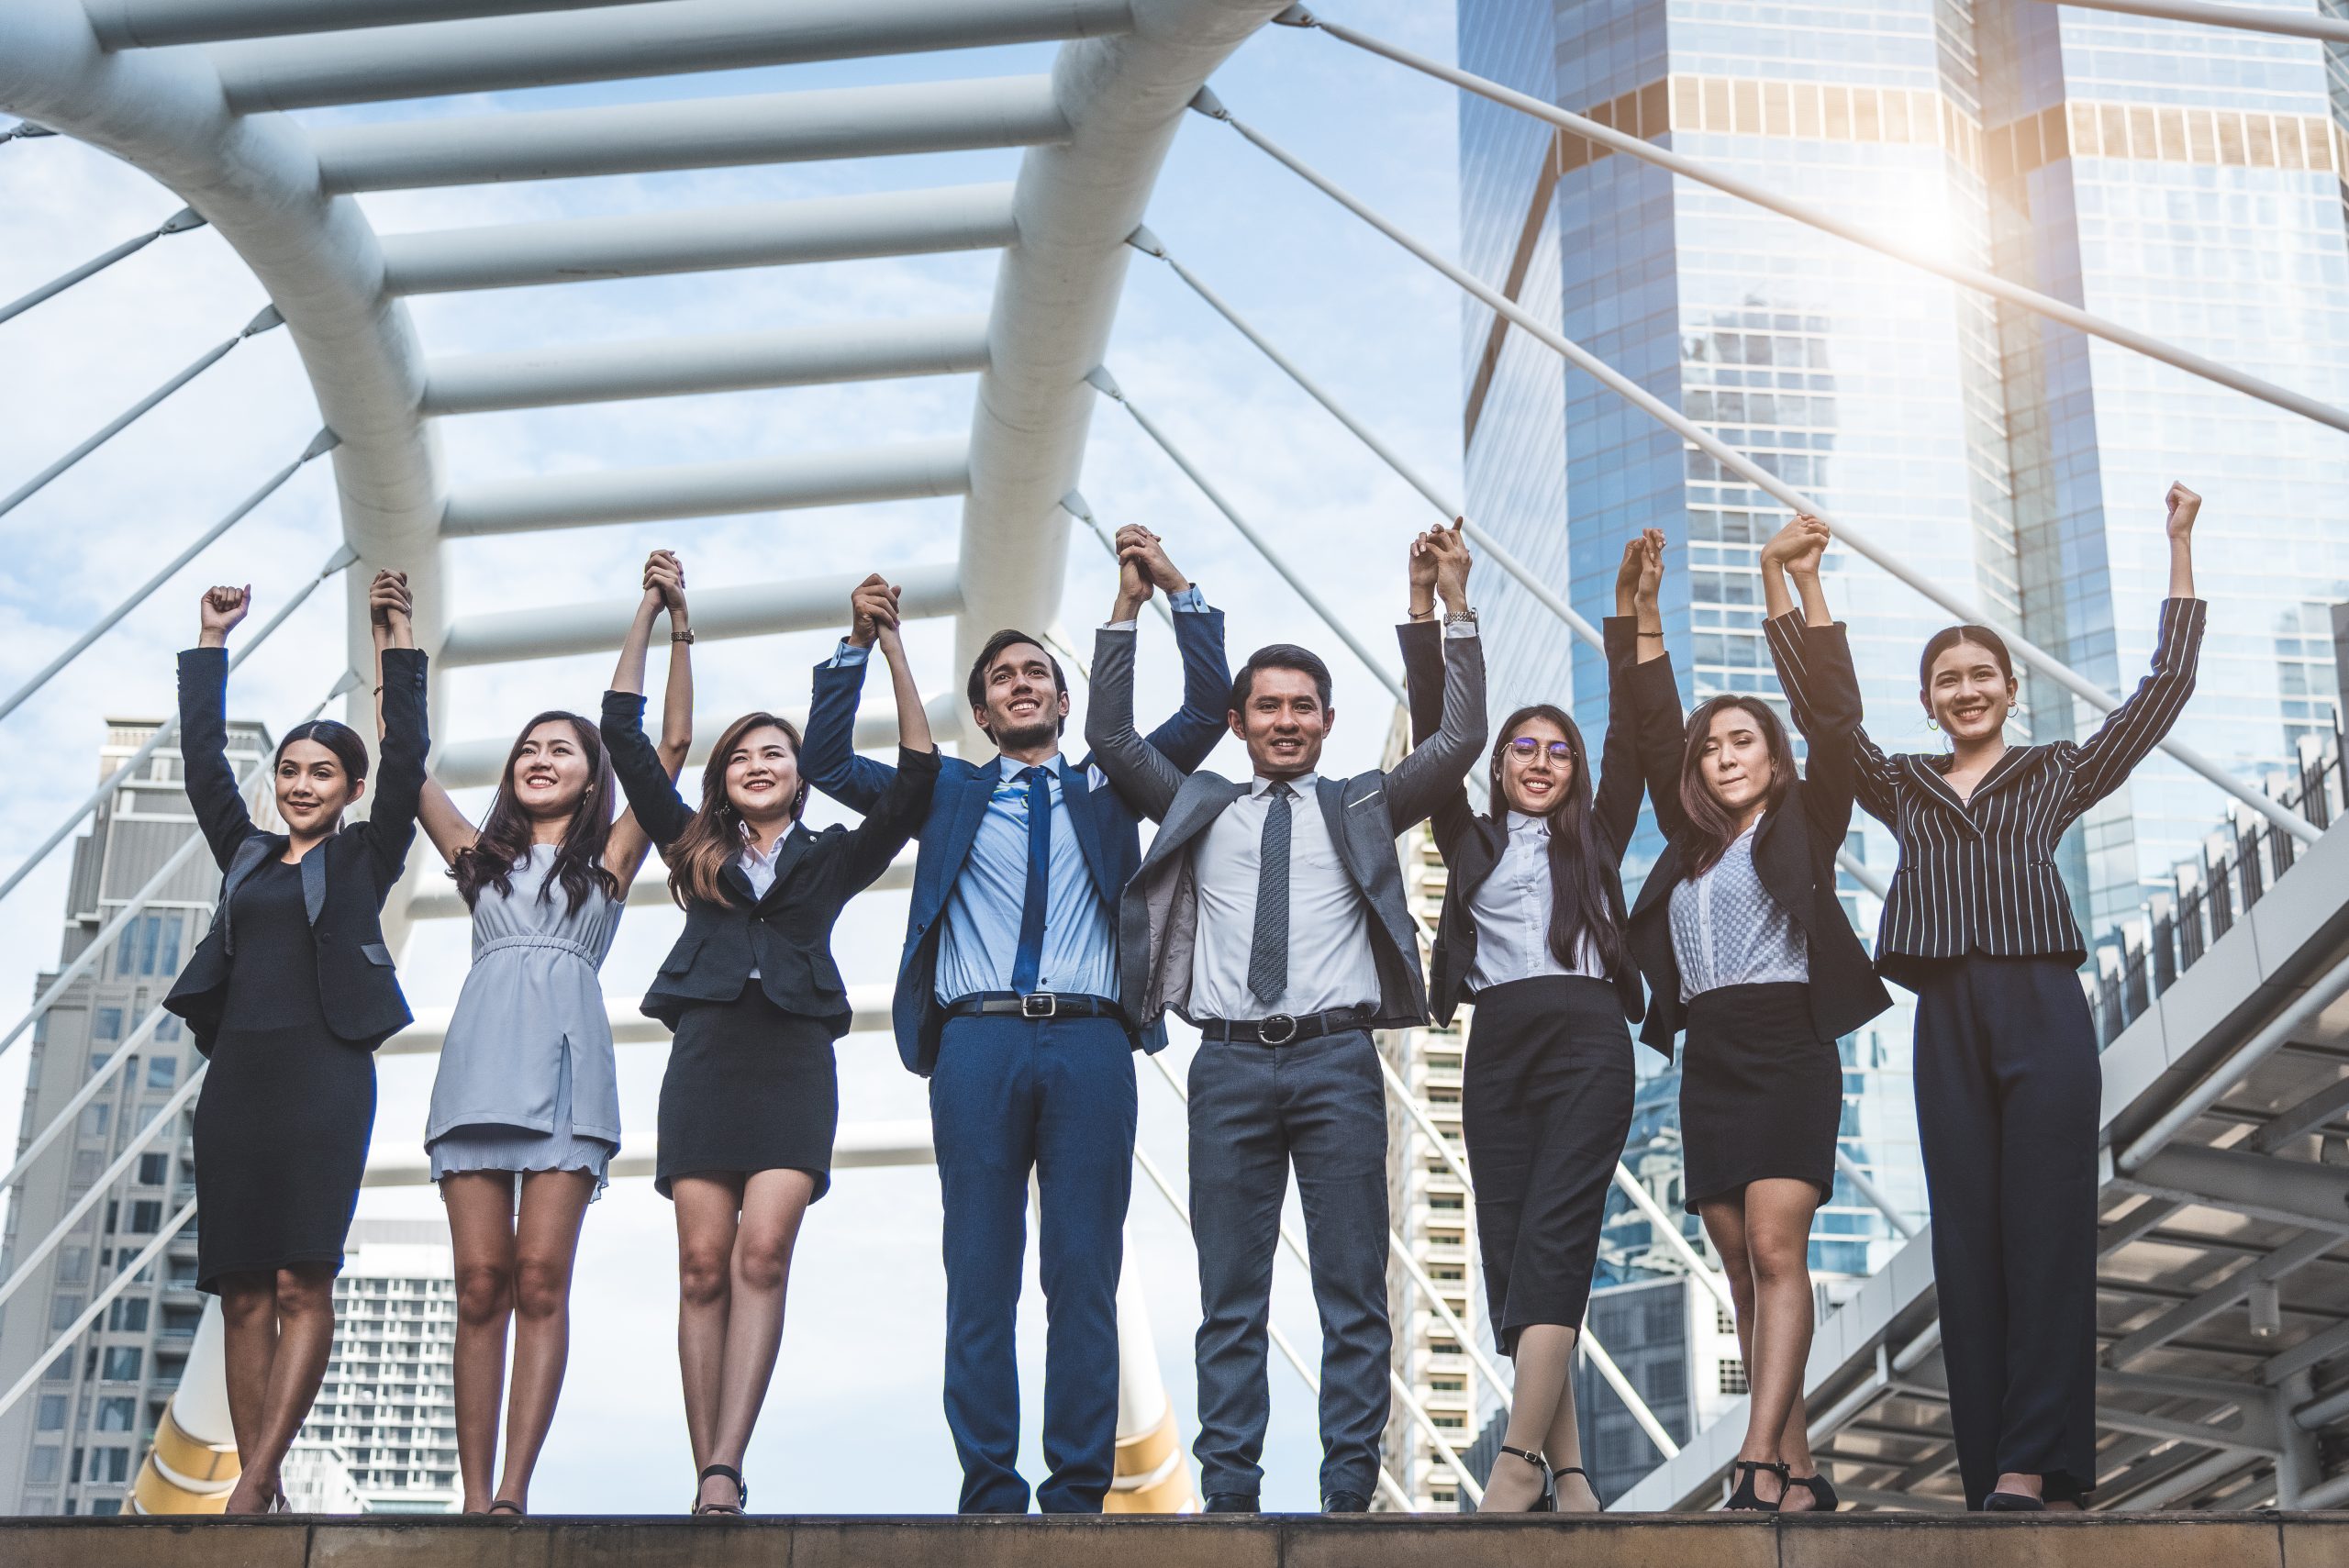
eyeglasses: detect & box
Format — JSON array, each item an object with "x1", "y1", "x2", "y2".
[{"x1": 1507, "y1": 738, "x2": 1574, "y2": 762}]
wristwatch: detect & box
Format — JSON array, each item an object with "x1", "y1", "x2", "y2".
[
  {"x1": 1443, "y1": 608, "x2": 1478, "y2": 627},
  {"x1": 670, "y1": 628, "x2": 696, "y2": 644}
]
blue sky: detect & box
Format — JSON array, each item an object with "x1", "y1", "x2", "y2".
[{"x1": 0, "y1": 3, "x2": 1475, "y2": 1515}]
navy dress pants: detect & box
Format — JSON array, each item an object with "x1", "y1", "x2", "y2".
[
  {"x1": 931, "y1": 1011, "x2": 1137, "y2": 1514},
  {"x1": 1188, "y1": 1027, "x2": 1393, "y2": 1505},
  {"x1": 1909, "y1": 954, "x2": 2101, "y2": 1509}
]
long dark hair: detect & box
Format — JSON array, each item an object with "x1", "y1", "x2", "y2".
[
  {"x1": 451, "y1": 712, "x2": 618, "y2": 915},
  {"x1": 1676, "y1": 695, "x2": 1798, "y2": 878},
  {"x1": 664, "y1": 711, "x2": 807, "y2": 908},
  {"x1": 1485, "y1": 705, "x2": 1629, "y2": 978}
]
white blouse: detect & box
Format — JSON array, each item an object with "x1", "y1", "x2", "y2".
[
  {"x1": 1667, "y1": 822, "x2": 1809, "y2": 1000},
  {"x1": 1466, "y1": 811, "x2": 1604, "y2": 993}
]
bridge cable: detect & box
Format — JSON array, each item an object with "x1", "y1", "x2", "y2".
[
  {"x1": 0, "y1": 426, "x2": 338, "y2": 724},
  {"x1": 0, "y1": 305, "x2": 287, "y2": 520},
  {"x1": 2033, "y1": 0, "x2": 2349, "y2": 44},
  {"x1": 0, "y1": 122, "x2": 56, "y2": 146},
  {"x1": 1275, "y1": 6, "x2": 2349, "y2": 439},
  {"x1": 0, "y1": 206, "x2": 207, "y2": 329},
  {"x1": 1189, "y1": 87, "x2": 2321, "y2": 847},
  {"x1": 0, "y1": 543, "x2": 361, "y2": 919}
]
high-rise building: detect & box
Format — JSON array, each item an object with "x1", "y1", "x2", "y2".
[
  {"x1": 295, "y1": 1219, "x2": 459, "y2": 1513},
  {"x1": 0, "y1": 714, "x2": 268, "y2": 1515},
  {"x1": 1453, "y1": 0, "x2": 2349, "y2": 1277}
]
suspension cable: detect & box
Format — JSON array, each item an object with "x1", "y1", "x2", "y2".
[
  {"x1": 0, "y1": 677, "x2": 349, "y2": 1074},
  {"x1": 0, "y1": 207, "x2": 207, "y2": 329},
  {"x1": 1191, "y1": 88, "x2": 2321, "y2": 847},
  {"x1": 2035, "y1": 0, "x2": 2349, "y2": 43},
  {"x1": 1278, "y1": 6, "x2": 2349, "y2": 439},
  {"x1": 0, "y1": 1198, "x2": 199, "y2": 1425},
  {"x1": 1122, "y1": 225, "x2": 1895, "y2": 901},
  {"x1": 0, "y1": 122, "x2": 56, "y2": 146},
  {"x1": 0, "y1": 306, "x2": 287, "y2": 520},
  {"x1": 0, "y1": 428, "x2": 337, "y2": 724},
  {"x1": 0, "y1": 544, "x2": 361, "y2": 916},
  {"x1": 1060, "y1": 490, "x2": 1178, "y2": 631}
]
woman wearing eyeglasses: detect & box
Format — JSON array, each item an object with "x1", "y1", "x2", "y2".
[{"x1": 1397, "y1": 527, "x2": 1681, "y2": 1513}]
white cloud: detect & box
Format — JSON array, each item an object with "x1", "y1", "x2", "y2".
[{"x1": 0, "y1": 0, "x2": 1471, "y2": 1515}]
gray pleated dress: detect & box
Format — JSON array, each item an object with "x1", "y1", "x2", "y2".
[{"x1": 426, "y1": 845, "x2": 623, "y2": 1193}]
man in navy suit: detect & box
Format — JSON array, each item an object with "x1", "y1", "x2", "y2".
[{"x1": 800, "y1": 528, "x2": 1227, "y2": 1514}]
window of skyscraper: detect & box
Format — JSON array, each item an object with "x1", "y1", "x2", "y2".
[
  {"x1": 108, "y1": 1297, "x2": 148, "y2": 1332},
  {"x1": 136, "y1": 1153, "x2": 167, "y2": 1186},
  {"x1": 95, "y1": 1398, "x2": 134, "y2": 1433},
  {"x1": 49, "y1": 1296, "x2": 83, "y2": 1331},
  {"x1": 36, "y1": 1395, "x2": 66, "y2": 1431},
  {"x1": 92, "y1": 1008, "x2": 121, "y2": 1043},
  {"x1": 145, "y1": 1056, "x2": 176, "y2": 1089},
  {"x1": 99, "y1": 1348, "x2": 140, "y2": 1382}
]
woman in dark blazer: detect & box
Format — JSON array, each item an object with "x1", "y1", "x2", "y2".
[
  {"x1": 163, "y1": 571, "x2": 428, "y2": 1514},
  {"x1": 1624, "y1": 516, "x2": 1890, "y2": 1512},
  {"x1": 1398, "y1": 528, "x2": 1677, "y2": 1513},
  {"x1": 1776, "y1": 485, "x2": 2207, "y2": 1513},
  {"x1": 600, "y1": 574, "x2": 938, "y2": 1517}
]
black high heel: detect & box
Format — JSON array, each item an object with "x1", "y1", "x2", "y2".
[
  {"x1": 1983, "y1": 1489, "x2": 2044, "y2": 1512},
  {"x1": 1496, "y1": 1444, "x2": 1556, "y2": 1513},
  {"x1": 487, "y1": 1499, "x2": 526, "y2": 1517},
  {"x1": 1726, "y1": 1459, "x2": 1788, "y2": 1511},
  {"x1": 1552, "y1": 1464, "x2": 1598, "y2": 1512},
  {"x1": 693, "y1": 1463, "x2": 747, "y2": 1516},
  {"x1": 1784, "y1": 1473, "x2": 1839, "y2": 1512}
]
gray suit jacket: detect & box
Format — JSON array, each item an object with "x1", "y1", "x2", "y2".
[{"x1": 1085, "y1": 622, "x2": 1489, "y2": 1029}]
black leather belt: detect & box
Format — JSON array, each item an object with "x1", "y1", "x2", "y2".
[
  {"x1": 1195, "y1": 1006, "x2": 1373, "y2": 1047},
  {"x1": 946, "y1": 992, "x2": 1118, "y2": 1021}
]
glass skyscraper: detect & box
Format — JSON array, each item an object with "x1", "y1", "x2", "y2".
[{"x1": 1455, "y1": 0, "x2": 2349, "y2": 1276}]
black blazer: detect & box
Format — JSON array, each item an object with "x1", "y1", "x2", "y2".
[
  {"x1": 601, "y1": 689, "x2": 940, "y2": 1037},
  {"x1": 1771, "y1": 600, "x2": 2206, "y2": 989},
  {"x1": 1399, "y1": 615, "x2": 1672, "y2": 1032},
  {"x1": 163, "y1": 646, "x2": 429, "y2": 1055},
  {"x1": 1624, "y1": 617, "x2": 1890, "y2": 1056}
]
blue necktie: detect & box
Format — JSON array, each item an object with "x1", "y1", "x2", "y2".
[{"x1": 1011, "y1": 764, "x2": 1051, "y2": 995}]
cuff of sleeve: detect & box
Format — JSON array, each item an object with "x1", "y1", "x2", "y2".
[
  {"x1": 828, "y1": 640, "x2": 871, "y2": 668},
  {"x1": 380, "y1": 645, "x2": 429, "y2": 688},
  {"x1": 1104, "y1": 618, "x2": 1139, "y2": 632},
  {"x1": 1442, "y1": 617, "x2": 1479, "y2": 640},
  {"x1": 1168, "y1": 584, "x2": 1206, "y2": 613},
  {"x1": 600, "y1": 689, "x2": 647, "y2": 725},
  {"x1": 897, "y1": 743, "x2": 943, "y2": 774}
]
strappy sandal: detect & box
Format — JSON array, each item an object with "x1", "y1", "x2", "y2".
[
  {"x1": 1726, "y1": 1459, "x2": 1789, "y2": 1511},
  {"x1": 1552, "y1": 1463, "x2": 1598, "y2": 1512},
  {"x1": 1496, "y1": 1444, "x2": 1556, "y2": 1513},
  {"x1": 1784, "y1": 1472, "x2": 1839, "y2": 1512},
  {"x1": 692, "y1": 1463, "x2": 747, "y2": 1517},
  {"x1": 487, "y1": 1499, "x2": 526, "y2": 1517}
]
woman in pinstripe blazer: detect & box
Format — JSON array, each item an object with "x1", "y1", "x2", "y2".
[{"x1": 1774, "y1": 485, "x2": 2207, "y2": 1514}]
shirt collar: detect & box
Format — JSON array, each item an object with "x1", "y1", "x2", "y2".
[
  {"x1": 1250, "y1": 773, "x2": 1317, "y2": 797},
  {"x1": 1505, "y1": 809, "x2": 1550, "y2": 837},
  {"x1": 1000, "y1": 752, "x2": 1063, "y2": 781},
  {"x1": 739, "y1": 825, "x2": 791, "y2": 867}
]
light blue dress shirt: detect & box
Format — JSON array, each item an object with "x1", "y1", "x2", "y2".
[{"x1": 826, "y1": 584, "x2": 1208, "y2": 1002}]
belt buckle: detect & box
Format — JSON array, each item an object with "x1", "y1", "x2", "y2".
[
  {"x1": 1021, "y1": 993, "x2": 1057, "y2": 1019},
  {"x1": 1258, "y1": 1012, "x2": 1299, "y2": 1045}
]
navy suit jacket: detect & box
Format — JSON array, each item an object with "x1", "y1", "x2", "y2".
[{"x1": 800, "y1": 606, "x2": 1230, "y2": 1076}]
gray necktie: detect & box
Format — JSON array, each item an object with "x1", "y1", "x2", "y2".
[{"x1": 1248, "y1": 782, "x2": 1295, "y2": 1006}]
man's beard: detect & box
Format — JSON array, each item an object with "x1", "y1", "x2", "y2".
[{"x1": 987, "y1": 713, "x2": 1058, "y2": 752}]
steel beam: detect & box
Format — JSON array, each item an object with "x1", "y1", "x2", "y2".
[
  {"x1": 2121, "y1": 1144, "x2": 2349, "y2": 1233},
  {"x1": 440, "y1": 438, "x2": 969, "y2": 537},
  {"x1": 431, "y1": 699, "x2": 963, "y2": 789},
  {"x1": 423, "y1": 318, "x2": 988, "y2": 415},
  {"x1": 437, "y1": 562, "x2": 963, "y2": 667},
  {"x1": 2104, "y1": 1229, "x2": 2341, "y2": 1367},
  {"x1": 2253, "y1": 1075, "x2": 2349, "y2": 1153},
  {"x1": 380, "y1": 184, "x2": 1017, "y2": 295},
  {"x1": 87, "y1": 0, "x2": 645, "y2": 48},
  {"x1": 207, "y1": 0, "x2": 1134, "y2": 112},
  {"x1": 314, "y1": 77, "x2": 1066, "y2": 194}
]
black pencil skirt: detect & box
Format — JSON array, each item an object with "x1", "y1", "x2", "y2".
[
  {"x1": 1679, "y1": 981, "x2": 1842, "y2": 1212},
  {"x1": 655, "y1": 984, "x2": 839, "y2": 1200},
  {"x1": 1461, "y1": 975, "x2": 1635, "y2": 1354}
]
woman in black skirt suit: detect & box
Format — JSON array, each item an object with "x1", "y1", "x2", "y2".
[
  {"x1": 1624, "y1": 516, "x2": 1890, "y2": 1512},
  {"x1": 601, "y1": 568, "x2": 937, "y2": 1516},
  {"x1": 162, "y1": 572, "x2": 429, "y2": 1513},
  {"x1": 1775, "y1": 486, "x2": 2206, "y2": 1512},
  {"x1": 1397, "y1": 528, "x2": 1679, "y2": 1512}
]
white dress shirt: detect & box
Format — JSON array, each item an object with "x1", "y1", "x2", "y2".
[
  {"x1": 1465, "y1": 810, "x2": 1604, "y2": 993},
  {"x1": 1187, "y1": 773, "x2": 1380, "y2": 1020},
  {"x1": 1667, "y1": 821, "x2": 1809, "y2": 1000}
]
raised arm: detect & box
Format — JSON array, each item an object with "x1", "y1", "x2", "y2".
[
  {"x1": 1384, "y1": 521, "x2": 1490, "y2": 831},
  {"x1": 605, "y1": 550, "x2": 693, "y2": 892},
  {"x1": 828, "y1": 609, "x2": 941, "y2": 890},
  {"x1": 1084, "y1": 622, "x2": 1185, "y2": 823},
  {"x1": 182, "y1": 585, "x2": 257, "y2": 868},
  {"x1": 2058, "y1": 484, "x2": 2207, "y2": 821},
  {"x1": 1399, "y1": 524, "x2": 1476, "y2": 857},
  {"x1": 799, "y1": 572, "x2": 901, "y2": 816},
  {"x1": 1760, "y1": 517, "x2": 1898, "y2": 828},
  {"x1": 1113, "y1": 527, "x2": 1231, "y2": 773},
  {"x1": 599, "y1": 682, "x2": 696, "y2": 851},
  {"x1": 1592, "y1": 530, "x2": 1668, "y2": 856},
  {"x1": 360, "y1": 573, "x2": 429, "y2": 892}
]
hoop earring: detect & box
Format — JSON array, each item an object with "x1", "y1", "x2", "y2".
[{"x1": 1925, "y1": 717, "x2": 1939, "y2": 731}]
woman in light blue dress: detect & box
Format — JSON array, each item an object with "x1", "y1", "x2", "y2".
[{"x1": 411, "y1": 551, "x2": 692, "y2": 1514}]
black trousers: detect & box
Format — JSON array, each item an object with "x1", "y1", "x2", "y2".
[{"x1": 1909, "y1": 954, "x2": 2100, "y2": 1508}]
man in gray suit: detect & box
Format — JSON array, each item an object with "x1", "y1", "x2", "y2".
[{"x1": 1086, "y1": 525, "x2": 1486, "y2": 1513}]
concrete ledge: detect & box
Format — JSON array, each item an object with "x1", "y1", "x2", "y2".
[{"x1": 4, "y1": 1513, "x2": 2344, "y2": 1568}]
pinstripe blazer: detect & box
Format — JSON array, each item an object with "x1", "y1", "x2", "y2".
[{"x1": 1769, "y1": 598, "x2": 2206, "y2": 988}]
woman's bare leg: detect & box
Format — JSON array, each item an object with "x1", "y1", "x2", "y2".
[
  {"x1": 495, "y1": 1169, "x2": 596, "y2": 1508},
  {"x1": 224, "y1": 1264, "x2": 338, "y2": 1512},
  {"x1": 700, "y1": 1169, "x2": 816, "y2": 1511},
  {"x1": 1482, "y1": 1323, "x2": 1572, "y2": 1511},
  {"x1": 672, "y1": 1174, "x2": 743, "y2": 1510},
  {"x1": 216, "y1": 1273, "x2": 279, "y2": 1514},
  {"x1": 442, "y1": 1173, "x2": 519, "y2": 1512}
]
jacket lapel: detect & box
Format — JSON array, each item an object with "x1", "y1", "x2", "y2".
[
  {"x1": 1898, "y1": 753, "x2": 1981, "y2": 828},
  {"x1": 756, "y1": 827, "x2": 815, "y2": 907},
  {"x1": 938, "y1": 757, "x2": 1002, "y2": 895},
  {"x1": 1150, "y1": 773, "x2": 1244, "y2": 865},
  {"x1": 1629, "y1": 837, "x2": 1682, "y2": 923},
  {"x1": 299, "y1": 845, "x2": 328, "y2": 926},
  {"x1": 1961, "y1": 743, "x2": 2043, "y2": 806},
  {"x1": 1055, "y1": 759, "x2": 1113, "y2": 902}
]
